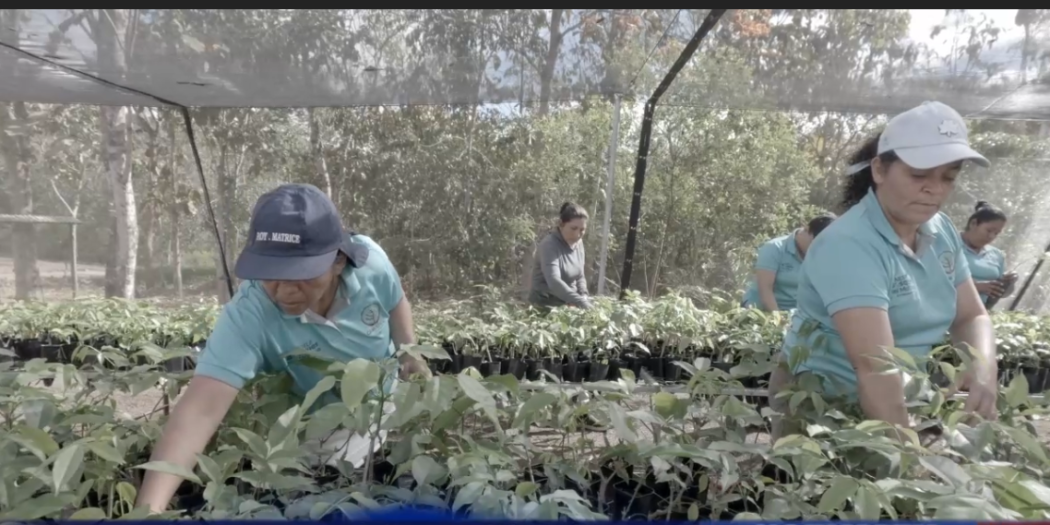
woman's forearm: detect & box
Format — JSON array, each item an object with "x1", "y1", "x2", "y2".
[
  {"x1": 951, "y1": 313, "x2": 996, "y2": 382},
  {"x1": 759, "y1": 288, "x2": 779, "y2": 312},
  {"x1": 856, "y1": 371, "x2": 909, "y2": 427}
]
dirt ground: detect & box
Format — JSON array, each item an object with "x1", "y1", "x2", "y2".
[{"x1": 0, "y1": 257, "x2": 106, "y2": 302}]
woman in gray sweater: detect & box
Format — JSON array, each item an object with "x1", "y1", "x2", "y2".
[{"x1": 529, "y1": 202, "x2": 593, "y2": 310}]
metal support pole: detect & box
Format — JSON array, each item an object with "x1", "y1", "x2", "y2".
[
  {"x1": 619, "y1": 10, "x2": 727, "y2": 298},
  {"x1": 1009, "y1": 242, "x2": 1050, "y2": 311},
  {"x1": 597, "y1": 94, "x2": 622, "y2": 296},
  {"x1": 181, "y1": 107, "x2": 235, "y2": 300}
]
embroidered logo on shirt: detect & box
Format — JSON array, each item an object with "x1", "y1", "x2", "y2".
[
  {"x1": 890, "y1": 274, "x2": 917, "y2": 299},
  {"x1": 939, "y1": 250, "x2": 956, "y2": 279},
  {"x1": 361, "y1": 303, "x2": 382, "y2": 327}
]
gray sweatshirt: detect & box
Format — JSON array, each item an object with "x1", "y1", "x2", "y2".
[{"x1": 529, "y1": 229, "x2": 592, "y2": 309}]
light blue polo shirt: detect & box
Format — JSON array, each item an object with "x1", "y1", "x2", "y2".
[
  {"x1": 964, "y1": 244, "x2": 1005, "y2": 303},
  {"x1": 195, "y1": 234, "x2": 404, "y2": 402},
  {"x1": 781, "y1": 189, "x2": 970, "y2": 395},
  {"x1": 742, "y1": 231, "x2": 804, "y2": 311}
]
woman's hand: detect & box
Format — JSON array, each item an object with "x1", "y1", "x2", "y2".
[
  {"x1": 959, "y1": 366, "x2": 998, "y2": 422},
  {"x1": 974, "y1": 280, "x2": 1005, "y2": 299}
]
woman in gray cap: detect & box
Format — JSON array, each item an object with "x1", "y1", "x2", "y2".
[
  {"x1": 529, "y1": 202, "x2": 593, "y2": 310},
  {"x1": 136, "y1": 183, "x2": 428, "y2": 513}
]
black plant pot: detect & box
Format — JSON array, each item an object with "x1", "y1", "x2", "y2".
[
  {"x1": 524, "y1": 358, "x2": 541, "y2": 381},
  {"x1": 448, "y1": 353, "x2": 465, "y2": 374},
  {"x1": 464, "y1": 355, "x2": 482, "y2": 371},
  {"x1": 1036, "y1": 369, "x2": 1050, "y2": 393},
  {"x1": 588, "y1": 362, "x2": 610, "y2": 382},
  {"x1": 1024, "y1": 366, "x2": 1048, "y2": 394},
  {"x1": 479, "y1": 361, "x2": 497, "y2": 377},
  {"x1": 541, "y1": 358, "x2": 563, "y2": 380},
  {"x1": 624, "y1": 356, "x2": 643, "y2": 377},
  {"x1": 662, "y1": 358, "x2": 682, "y2": 382},
  {"x1": 502, "y1": 358, "x2": 526, "y2": 380},
  {"x1": 563, "y1": 361, "x2": 584, "y2": 383},
  {"x1": 41, "y1": 343, "x2": 63, "y2": 363},
  {"x1": 642, "y1": 357, "x2": 664, "y2": 379},
  {"x1": 16, "y1": 339, "x2": 42, "y2": 361},
  {"x1": 164, "y1": 358, "x2": 188, "y2": 373},
  {"x1": 607, "y1": 359, "x2": 622, "y2": 381}
]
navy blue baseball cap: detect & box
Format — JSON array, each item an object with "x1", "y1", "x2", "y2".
[{"x1": 235, "y1": 184, "x2": 369, "y2": 281}]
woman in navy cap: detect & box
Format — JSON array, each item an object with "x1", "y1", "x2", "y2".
[{"x1": 137, "y1": 183, "x2": 428, "y2": 513}]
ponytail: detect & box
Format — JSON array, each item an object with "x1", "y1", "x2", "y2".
[{"x1": 841, "y1": 133, "x2": 900, "y2": 211}]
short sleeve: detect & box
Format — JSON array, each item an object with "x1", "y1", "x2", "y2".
[
  {"x1": 805, "y1": 235, "x2": 890, "y2": 315},
  {"x1": 195, "y1": 294, "x2": 266, "y2": 390},
  {"x1": 944, "y1": 218, "x2": 971, "y2": 287},
  {"x1": 365, "y1": 242, "x2": 405, "y2": 312},
  {"x1": 754, "y1": 241, "x2": 781, "y2": 272}
]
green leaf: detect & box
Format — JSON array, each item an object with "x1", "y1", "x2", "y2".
[
  {"x1": 115, "y1": 481, "x2": 137, "y2": 508},
  {"x1": 86, "y1": 442, "x2": 125, "y2": 464},
  {"x1": 607, "y1": 403, "x2": 637, "y2": 442},
  {"x1": 14, "y1": 425, "x2": 60, "y2": 460},
  {"x1": 232, "y1": 427, "x2": 269, "y2": 459},
  {"x1": 510, "y1": 392, "x2": 554, "y2": 428},
  {"x1": 732, "y1": 512, "x2": 763, "y2": 520},
  {"x1": 411, "y1": 455, "x2": 447, "y2": 486},
  {"x1": 303, "y1": 375, "x2": 336, "y2": 411},
  {"x1": 515, "y1": 481, "x2": 539, "y2": 498},
  {"x1": 453, "y1": 480, "x2": 485, "y2": 511},
  {"x1": 399, "y1": 343, "x2": 451, "y2": 361},
  {"x1": 196, "y1": 453, "x2": 225, "y2": 484},
  {"x1": 817, "y1": 476, "x2": 857, "y2": 513},
  {"x1": 69, "y1": 507, "x2": 107, "y2": 520},
  {"x1": 341, "y1": 359, "x2": 381, "y2": 410},
  {"x1": 133, "y1": 461, "x2": 202, "y2": 485},
  {"x1": 52, "y1": 444, "x2": 85, "y2": 493},
  {"x1": 456, "y1": 373, "x2": 494, "y2": 406},
  {"x1": 688, "y1": 502, "x2": 700, "y2": 521},
  {"x1": 1006, "y1": 374, "x2": 1030, "y2": 408},
  {"x1": 919, "y1": 456, "x2": 972, "y2": 487},
  {"x1": 854, "y1": 485, "x2": 882, "y2": 520},
  {"x1": 653, "y1": 391, "x2": 677, "y2": 418}
]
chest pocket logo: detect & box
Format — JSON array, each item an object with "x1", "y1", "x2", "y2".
[
  {"x1": 361, "y1": 303, "x2": 382, "y2": 327},
  {"x1": 779, "y1": 261, "x2": 796, "y2": 272},
  {"x1": 939, "y1": 250, "x2": 956, "y2": 280}
]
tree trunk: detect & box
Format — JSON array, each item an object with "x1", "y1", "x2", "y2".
[
  {"x1": 172, "y1": 206, "x2": 183, "y2": 298},
  {"x1": 96, "y1": 10, "x2": 137, "y2": 299},
  {"x1": 538, "y1": 9, "x2": 565, "y2": 116},
  {"x1": 1, "y1": 102, "x2": 40, "y2": 300},
  {"x1": 100, "y1": 105, "x2": 137, "y2": 299},
  {"x1": 308, "y1": 107, "x2": 333, "y2": 197}
]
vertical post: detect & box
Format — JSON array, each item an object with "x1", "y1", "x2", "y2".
[
  {"x1": 597, "y1": 94, "x2": 622, "y2": 296},
  {"x1": 70, "y1": 222, "x2": 78, "y2": 299},
  {"x1": 619, "y1": 10, "x2": 727, "y2": 298}
]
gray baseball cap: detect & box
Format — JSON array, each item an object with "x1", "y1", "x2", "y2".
[
  {"x1": 878, "y1": 101, "x2": 990, "y2": 170},
  {"x1": 234, "y1": 183, "x2": 369, "y2": 281}
]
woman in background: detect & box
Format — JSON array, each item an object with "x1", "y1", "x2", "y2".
[
  {"x1": 529, "y1": 202, "x2": 593, "y2": 310},
  {"x1": 961, "y1": 201, "x2": 1017, "y2": 309},
  {"x1": 741, "y1": 213, "x2": 836, "y2": 312}
]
